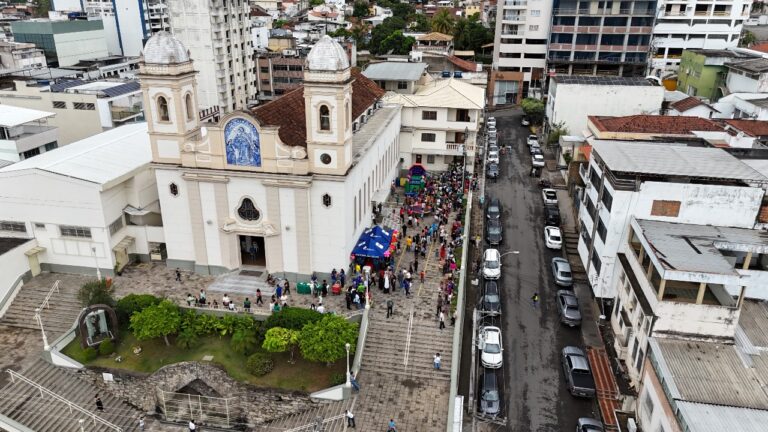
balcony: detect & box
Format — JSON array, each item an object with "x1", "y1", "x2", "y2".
[
  {"x1": 502, "y1": 15, "x2": 526, "y2": 23},
  {"x1": 5, "y1": 125, "x2": 57, "y2": 154},
  {"x1": 504, "y1": 0, "x2": 527, "y2": 6},
  {"x1": 110, "y1": 104, "x2": 143, "y2": 122}
]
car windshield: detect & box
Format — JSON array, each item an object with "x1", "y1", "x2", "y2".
[
  {"x1": 489, "y1": 205, "x2": 499, "y2": 213},
  {"x1": 566, "y1": 305, "x2": 579, "y2": 312},
  {"x1": 483, "y1": 390, "x2": 499, "y2": 401},
  {"x1": 561, "y1": 271, "x2": 572, "y2": 277},
  {"x1": 551, "y1": 235, "x2": 561, "y2": 241},
  {"x1": 485, "y1": 342, "x2": 501, "y2": 354},
  {"x1": 545, "y1": 191, "x2": 556, "y2": 199},
  {"x1": 485, "y1": 260, "x2": 499, "y2": 269},
  {"x1": 485, "y1": 294, "x2": 500, "y2": 303}
]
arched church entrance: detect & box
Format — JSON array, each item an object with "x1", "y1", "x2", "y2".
[{"x1": 239, "y1": 235, "x2": 265, "y2": 268}]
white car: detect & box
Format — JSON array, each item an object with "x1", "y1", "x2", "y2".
[
  {"x1": 545, "y1": 226, "x2": 563, "y2": 249},
  {"x1": 479, "y1": 326, "x2": 503, "y2": 368},
  {"x1": 482, "y1": 248, "x2": 502, "y2": 280},
  {"x1": 527, "y1": 134, "x2": 539, "y2": 146},
  {"x1": 488, "y1": 128, "x2": 497, "y2": 138},
  {"x1": 487, "y1": 151, "x2": 500, "y2": 164},
  {"x1": 487, "y1": 116, "x2": 496, "y2": 127},
  {"x1": 532, "y1": 154, "x2": 545, "y2": 167},
  {"x1": 488, "y1": 136, "x2": 498, "y2": 146},
  {"x1": 542, "y1": 188, "x2": 558, "y2": 205}
]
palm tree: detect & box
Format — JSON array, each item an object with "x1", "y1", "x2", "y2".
[{"x1": 431, "y1": 9, "x2": 455, "y2": 34}]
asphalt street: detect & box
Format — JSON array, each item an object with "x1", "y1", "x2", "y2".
[{"x1": 463, "y1": 109, "x2": 596, "y2": 431}]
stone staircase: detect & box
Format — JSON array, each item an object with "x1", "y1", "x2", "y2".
[
  {"x1": 562, "y1": 229, "x2": 588, "y2": 283},
  {"x1": 360, "y1": 306, "x2": 453, "y2": 381},
  {"x1": 206, "y1": 271, "x2": 274, "y2": 297},
  {"x1": 257, "y1": 398, "x2": 354, "y2": 432},
  {"x1": 0, "y1": 358, "x2": 144, "y2": 432},
  {"x1": 0, "y1": 273, "x2": 85, "y2": 342}
]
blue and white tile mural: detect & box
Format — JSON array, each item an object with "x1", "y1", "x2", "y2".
[{"x1": 225, "y1": 118, "x2": 262, "y2": 167}]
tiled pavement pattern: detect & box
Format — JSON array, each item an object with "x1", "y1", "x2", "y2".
[{"x1": 256, "y1": 398, "x2": 355, "y2": 431}]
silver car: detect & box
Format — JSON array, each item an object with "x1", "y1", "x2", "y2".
[
  {"x1": 551, "y1": 257, "x2": 573, "y2": 287},
  {"x1": 557, "y1": 290, "x2": 582, "y2": 327},
  {"x1": 577, "y1": 418, "x2": 604, "y2": 432}
]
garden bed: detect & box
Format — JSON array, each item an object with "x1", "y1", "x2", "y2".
[{"x1": 61, "y1": 332, "x2": 346, "y2": 393}]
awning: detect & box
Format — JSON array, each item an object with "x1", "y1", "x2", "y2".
[
  {"x1": 123, "y1": 205, "x2": 151, "y2": 216},
  {"x1": 24, "y1": 246, "x2": 46, "y2": 256},
  {"x1": 112, "y1": 236, "x2": 135, "y2": 251}
]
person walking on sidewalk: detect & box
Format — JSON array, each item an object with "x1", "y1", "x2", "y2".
[
  {"x1": 531, "y1": 292, "x2": 540, "y2": 308},
  {"x1": 438, "y1": 311, "x2": 446, "y2": 330},
  {"x1": 388, "y1": 419, "x2": 397, "y2": 431},
  {"x1": 386, "y1": 299, "x2": 394, "y2": 318},
  {"x1": 433, "y1": 353, "x2": 441, "y2": 370},
  {"x1": 346, "y1": 410, "x2": 356, "y2": 428},
  {"x1": 95, "y1": 395, "x2": 104, "y2": 412}
]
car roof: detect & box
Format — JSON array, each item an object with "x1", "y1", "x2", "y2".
[
  {"x1": 484, "y1": 248, "x2": 500, "y2": 259},
  {"x1": 578, "y1": 418, "x2": 603, "y2": 428},
  {"x1": 553, "y1": 258, "x2": 571, "y2": 269},
  {"x1": 482, "y1": 326, "x2": 501, "y2": 341},
  {"x1": 484, "y1": 280, "x2": 499, "y2": 293},
  {"x1": 543, "y1": 188, "x2": 556, "y2": 194},
  {"x1": 488, "y1": 219, "x2": 501, "y2": 227},
  {"x1": 559, "y1": 291, "x2": 579, "y2": 306},
  {"x1": 533, "y1": 154, "x2": 544, "y2": 159},
  {"x1": 546, "y1": 226, "x2": 561, "y2": 234},
  {"x1": 489, "y1": 198, "x2": 500, "y2": 205}
]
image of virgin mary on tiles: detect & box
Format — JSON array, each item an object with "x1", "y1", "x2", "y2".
[{"x1": 225, "y1": 118, "x2": 262, "y2": 167}]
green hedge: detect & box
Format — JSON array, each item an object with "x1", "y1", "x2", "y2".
[
  {"x1": 246, "y1": 352, "x2": 274, "y2": 377},
  {"x1": 116, "y1": 294, "x2": 162, "y2": 325},
  {"x1": 263, "y1": 308, "x2": 323, "y2": 331}
]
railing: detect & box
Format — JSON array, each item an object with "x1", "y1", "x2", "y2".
[
  {"x1": 504, "y1": 0, "x2": 527, "y2": 6},
  {"x1": 283, "y1": 413, "x2": 347, "y2": 432},
  {"x1": 38, "y1": 280, "x2": 59, "y2": 311},
  {"x1": 5, "y1": 369, "x2": 123, "y2": 432}
]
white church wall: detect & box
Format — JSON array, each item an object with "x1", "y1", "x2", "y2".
[
  {"x1": 199, "y1": 182, "x2": 223, "y2": 267},
  {"x1": 155, "y1": 169, "x2": 196, "y2": 264},
  {"x1": 310, "y1": 179, "x2": 349, "y2": 272},
  {"x1": 279, "y1": 188, "x2": 299, "y2": 273}
]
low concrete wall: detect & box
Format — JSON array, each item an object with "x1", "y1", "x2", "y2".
[{"x1": 0, "y1": 239, "x2": 34, "y2": 319}]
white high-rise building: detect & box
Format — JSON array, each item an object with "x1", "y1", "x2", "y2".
[
  {"x1": 490, "y1": 0, "x2": 553, "y2": 101},
  {"x1": 651, "y1": 0, "x2": 752, "y2": 74},
  {"x1": 166, "y1": 0, "x2": 256, "y2": 112}
]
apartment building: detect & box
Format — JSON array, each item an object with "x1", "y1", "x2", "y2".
[
  {"x1": 491, "y1": 0, "x2": 553, "y2": 102},
  {"x1": 166, "y1": 0, "x2": 256, "y2": 111},
  {"x1": 651, "y1": 0, "x2": 752, "y2": 74},
  {"x1": 676, "y1": 49, "x2": 747, "y2": 100},
  {"x1": 0, "y1": 105, "x2": 58, "y2": 163},
  {"x1": 611, "y1": 217, "x2": 768, "y2": 385},
  {"x1": 255, "y1": 55, "x2": 304, "y2": 103},
  {"x1": 577, "y1": 138, "x2": 766, "y2": 300},
  {"x1": 0, "y1": 79, "x2": 143, "y2": 144},
  {"x1": 11, "y1": 19, "x2": 109, "y2": 67},
  {"x1": 548, "y1": 0, "x2": 655, "y2": 77},
  {"x1": 0, "y1": 41, "x2": 46, "y2": 70}
]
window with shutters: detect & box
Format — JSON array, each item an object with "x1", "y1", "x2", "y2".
[{"x1": 650, "y1": 200, "x2": 681, "y2": 217}]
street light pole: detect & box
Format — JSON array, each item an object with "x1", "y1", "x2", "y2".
[
  {"x1": 91, "y1": 247, "x2": 101, "y2": 281},
  {"x1": 344, "y1": 342, "x2": 351, "y2": 387},
  {"x1": 34, "y1": 308, "x2": 50, "y2": 350}
]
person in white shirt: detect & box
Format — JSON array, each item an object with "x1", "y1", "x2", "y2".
[
  {"x1": 188, "y1": 420, "x2": 196, "y2": 431},
  {"x1": 317, "y1": 304, "x2": 325, "y2": 314},
  {"x1": 346, "y1": 409, "x2": 356, "y2": 428},
  {"x1": 222, "y1": 294, "x2": 231, "y2": 307}
]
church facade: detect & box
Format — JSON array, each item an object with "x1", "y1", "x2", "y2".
[{"x1": 142, "y1": 34, "x2": 402, "y2": 277}]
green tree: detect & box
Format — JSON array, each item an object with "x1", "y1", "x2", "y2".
[
  {"x1": 129, "y1": 300, "x2": 181, "y2": 346},
  {"x1": 264, "y1": 307, "x2": 323, "y2": 330},
  {"x1": 299, "y1": 315, "x2": 358, "y2": 364},
  {"x1": 353, "y1": 1, "x2": 370, "y2": 19},
  {"x1": 430, "y1": 8, "x2": 455, "y2": 34},
  {"x1": 521, "y1": 97, "x2": 545, "y2": 124},
  {"x1": 378, "y1": 0, "x2": 415, "y2": 19},
  {"x1": 740, "y1": 30, "x2": 757, "y2": 47},
  {"x1": 231, "y1": 327, "x2": 259, "y2": 355},
  {"x1": 176, "y1": 328, "x2": 199, "y2": 349},
  {"x1": 78, "y1": 279, "x2": 116, "y2": 307},
  {"x1": 547, "y1": 121, "x2": 569, "y2": 146},
  {"x1": 453, "y1": 16, "x2": 493, "y2": 52},
  {"x1": 380, "y1": 31, "x2": 416, "y2": 55},
  {"x1": 35, "y1": 0, "x2": 50, "y2": 17},
  {"x1": 262, "y1": 327, "x2": 300, "y2": 363},
  {"x1": 408, "y1": 14, "x2": 430, "y2": 32},
  {"x1": 328, "y1": 28, "x2": 352, "y2": 38},
  {"x1": 273, "y1": 19, "x2": 288, "y2": 29},
  {"x1": 310, "y1": 0, "x2": 324, "y2": 6},
  {"x1": 369, "y1": 16, "x2": 406, "y2": 54},
  {"x1": 115, "y1": 294, "x2": 161, "y2": 325}
]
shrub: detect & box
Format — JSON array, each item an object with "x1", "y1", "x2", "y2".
[
  {"x1": 78, "y1": 279, "x2": 116, "y2": 307},
  {"x1": 262, "y1": 327, "x2": 300, "y2": 362},
  {"x1": 330, "y1": 372, "x2": 346, "y2": 386},
  {"x1": 116, "y1": 294, "x2": 162, "y2": 325},
  {"x1": 98, "y1": 339, "x2": 115, "y2": 356},
  {"x1": 231, "y1": 328, "x2": 259, "y2": 355},
  {"x1": 299, "y1": 315, "x2": 358, "y2": 364},
  {"x1": 129, "y1": 300, "x2": 181, "y2": 346},
  {"x1": 83, "y1": 347, "x2": 98, "y2": 361},
  {"x1": 246, "y1": 352, "x2": 274, "y2": 377},
  {"x1": 264, "y1": 308, "x2": 322, "y2": 331},
  {"x1": 176, "y1": 328, "x2": 199, "y2": 350}
]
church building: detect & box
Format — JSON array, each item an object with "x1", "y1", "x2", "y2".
[{"x1": 143, "y1": 33, "x2": 402, "y2": 276}]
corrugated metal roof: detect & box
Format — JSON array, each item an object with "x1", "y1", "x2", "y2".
[
  {"x1": 636, "y1": 219, "x2": 768, "y2": 275},
  {"x1": 592, "y1": 141, "x2": 768, "y2": 181},
  {"x1": 654, "y1": 338, "x2": 768, "y2": 409},
  {"x1": 362, "y1": 62, "x2": 427, "y2": 81},
  {"x1": 738, "y1": 300, "x2": 768, "y2": 349},
  {"x1": 0, "y1": 123, "x2": 151, "y2": 188},
  {"x1": 100, "y1": 81, "x2": 140, "y2": 97},
  {"x1": 676, "y1": 401, "x2": 768, "y2": 432},
  {"x1": 554, "y1": 76, "x2": 653, "y2": 86},
  {"x1": 0, "y1": 104, "x2": 55, "y2": 127}
]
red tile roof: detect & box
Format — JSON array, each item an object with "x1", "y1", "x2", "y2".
[
  {"x1": 750, "y1": 42, "x2": 768, "y2": 54},
  {"x1": 669, "y1": 96, "x2": 708, "y2": 113},
  {"x1": 723, "y1": 119, "x2": 768, "y2": 137},
  {"x1": 447, "y1": 55, "x2": 478, "y2": 72},
  {"x1": 251, "y1": 69, "x2": 385, "y2": 148},
  {"x1": 589, "y1": 115, "x2": 723, "y2": 135}
]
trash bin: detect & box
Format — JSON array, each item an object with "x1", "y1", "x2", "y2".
[{"x1": 297, "y1": 282, "x2": 311, "y2": 295}]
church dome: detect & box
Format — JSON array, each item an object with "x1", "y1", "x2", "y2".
[
  {"x1": 142, "y1": 32, "x2": 190, "y2": 65},
  {"x1": 306, "y1": 35, "x2": 349, "y2": 71}
]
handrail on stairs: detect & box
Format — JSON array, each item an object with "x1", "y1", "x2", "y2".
[
  {"x1": 38, "y1": 280, "x2": 60, "y2": 311},
  {"x1": 5, "y1": 369, "x2": 123, "y2": 432}
]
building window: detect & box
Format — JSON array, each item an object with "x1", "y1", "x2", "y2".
[
  {"x1": 319, "y1": 105, "x2": 330, "y2": 131},
  {"x1": 169, "y1": 183, "x2": 179, "y2": 197},
  {"x1": 591, "y1": 253, "x2": 602, "y2": 275},
  {"x1": 237, "y1": 198, "x2": 261, "y2": 221},
  {"x1": 650, "y1": 200, "x2": 681, "y2": 217},
  {"x1": 529, "y1": 25, "x2": 539, "y2": 31},
  {"x1": 60, "y1": 225, "x2": 92, "y2": 238},
  {"x1": 397, "y1": 81, "x2": 408, "y2": 90},
  {"x1": 422, "y1": 110, "x2": 437, "y2": 120},
  {"x1": 601, "y1": 189, "x2": 613, "y2": 212},
  {"x1": 0, "y1": 221, "x2": 26, "y2": 233},
  {"x1": 185, "y1": 93, "x2": 194, "y2": 121},
  {"x1": 421, "y1": 133, "x2": 436, "y2": 142},
  {"x1": 73, "y1": 102, "x2": 95, "y2": 110},
  {"x1": 531, "y1": 9, "x2": 541, "y2": 16},
  {"x1": 108, "y1": 216, "x2": 124, "y2": 236},
  {"x1": 427, "y1": 155, "x2": 435, "y2": 164},
  {"x1": 34, "y1": 223, "x2": 45, "y2": 230},
  {"x1": 21, "y1": 148, "x2": 40, "y2": 159},
  {"x1": 52, "y1": 101, "x2": 66, "y2": 109},
  {"x1": 157, "y1": 96, "x2": 169, "y2": 121},
  {"x1": 597, "y1": 218, "x2": 607, "y2": 242},
  {"x1": 44, "y1": 142, "x2": 58, "y2": 152},
  {"x1": 322, "y1": 193, "x2": 332, "y2": 208},
  {"x1": 641, "y1": 389, "x2": 655, "y2": 420}
]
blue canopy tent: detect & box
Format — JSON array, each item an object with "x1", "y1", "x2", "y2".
[{"x1": 351, "y1": 225, "x2": 394, "y2": 258}]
